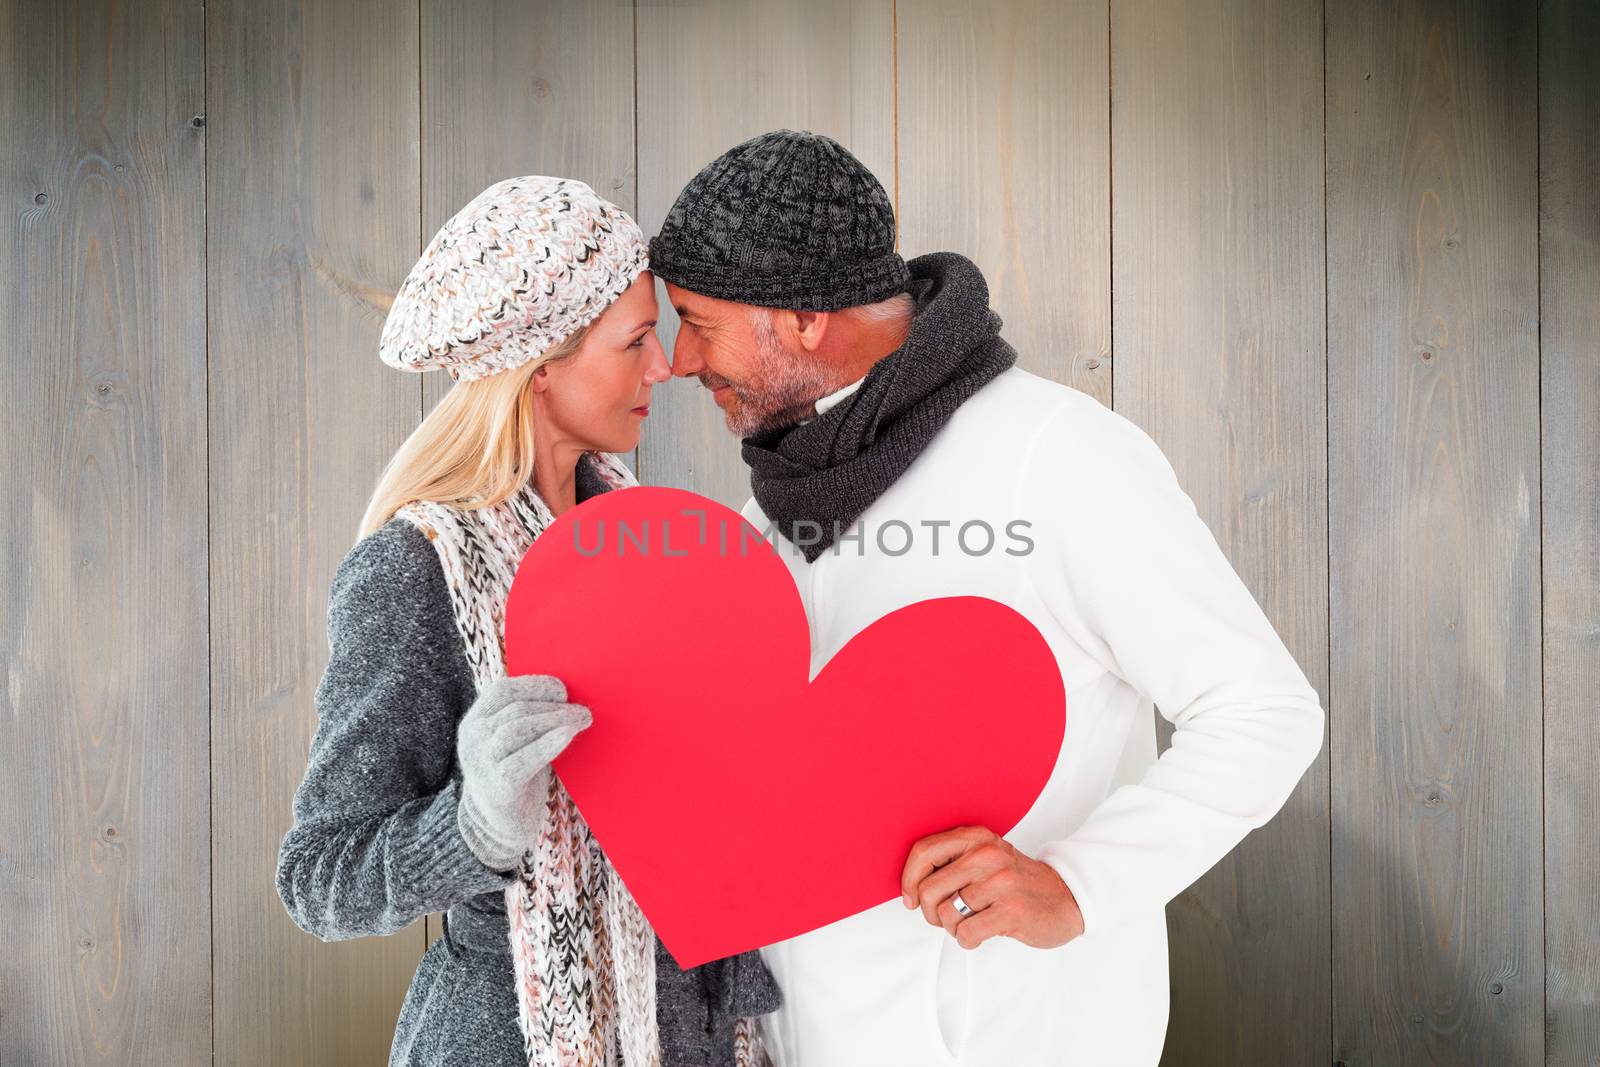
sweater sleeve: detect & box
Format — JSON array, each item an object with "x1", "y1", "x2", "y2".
[
  {"x1": 275, "y1": 518, "x2": 515, "y2": 942},
  {"x1": 1021, "y1": 399, "x2": 1325, "y2": 936}
]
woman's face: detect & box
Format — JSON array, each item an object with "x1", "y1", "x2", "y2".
[{"x1": 530, "y1": 271, "x2": 670, "y2": 454}]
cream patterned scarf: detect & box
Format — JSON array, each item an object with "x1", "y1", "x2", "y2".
[{"x1": 397, "y1": 452, "x2": 766, "y2": 1067}]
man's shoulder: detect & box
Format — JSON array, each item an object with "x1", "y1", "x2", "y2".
[
  {"x1": 954, "y1": 367, "x2": 1137, "y2": 452},
  {"x1": 958, "y1": 369, "x2": 1182, "y2": 505}
]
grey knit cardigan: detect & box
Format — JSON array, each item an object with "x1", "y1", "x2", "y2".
[{"x1": 275, "y1": 462, "x2": 781, "y2": 1065}]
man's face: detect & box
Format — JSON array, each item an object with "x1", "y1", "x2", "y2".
[{"x1": 663, "y1": 281, "x2": 836, "y2": 437}]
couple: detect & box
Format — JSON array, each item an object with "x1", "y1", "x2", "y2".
[{"x1": 276, "y1": 130, "x2": 1325, "y2": 1067}]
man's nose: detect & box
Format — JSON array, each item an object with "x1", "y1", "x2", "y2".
[{"x1": 669, "y1": 333, "x2": 703, "y2": 378}]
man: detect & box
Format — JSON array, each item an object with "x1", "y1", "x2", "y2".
[{"x1": 647, "y1": 129, "x2": 1324, "y2": 1067}]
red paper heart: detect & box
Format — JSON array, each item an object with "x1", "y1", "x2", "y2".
[{"x1": 505, "y1": 486, "x2": 1065, "y2": 968}]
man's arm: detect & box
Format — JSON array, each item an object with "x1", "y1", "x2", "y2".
[{"x1": 1021, "y1": 397, "x2": 1325, "y2": 937}]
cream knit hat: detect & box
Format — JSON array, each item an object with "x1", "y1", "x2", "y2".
[{"x1": 378, "y1": 175, "x2": 650, "y2": 382}]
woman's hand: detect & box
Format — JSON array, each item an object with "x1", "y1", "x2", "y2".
[{"x1": 455, "y1": 673, "x2": 592, "y2": 872}]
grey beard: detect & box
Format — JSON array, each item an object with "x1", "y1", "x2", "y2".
[{"x1": 722, "y1": 314, "x2": 839, "y2": 437}]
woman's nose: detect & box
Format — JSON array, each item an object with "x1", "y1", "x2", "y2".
[{"x1": 643, "y1": 339, "x2": 671, "y2": 384}]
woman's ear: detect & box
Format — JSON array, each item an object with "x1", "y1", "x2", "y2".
[{"x1": 527, "y1": 363, "x2": 551, "y2": 393}]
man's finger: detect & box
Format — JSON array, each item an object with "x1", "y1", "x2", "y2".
[
  {"x1": 934, "y1": 871, "x2": 1003, "y2": 935},
  {"x1": 899, "y1": 826, "x2": 988, "y2": 906},
  {"x1": 954, "y1": 901, "x2": 1012, "y2": 951},
  {"x1": 914, "y1": 845, "x2": 1004, "y2": 927}
]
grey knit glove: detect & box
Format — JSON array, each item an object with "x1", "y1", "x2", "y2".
[{"x1": 455, "y1": 673, "x2": 592, "y2": 872}]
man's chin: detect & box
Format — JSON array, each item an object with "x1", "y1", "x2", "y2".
[
  {"x1": 720, "y1": 397, "x2": 764, "y2": 438},
  {"x1": 731, "y1": 411, "x2": 802, "y2": 441},
  {"x1": 725, "y1": 413, "x2": 763, "y2": 438}
]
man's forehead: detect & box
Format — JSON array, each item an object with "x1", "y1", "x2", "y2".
[{"x1": 664, "y1": 282, "x2": 743, "y2": 318}]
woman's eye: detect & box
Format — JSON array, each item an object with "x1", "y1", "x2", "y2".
[{"x1": 629, "y1": 336, "x2": 646, "y2": 348}]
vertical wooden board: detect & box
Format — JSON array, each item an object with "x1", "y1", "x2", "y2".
[
  {"x1": 420, "y1": 0, "x2": 639, "y2": 483},
  {"x1": 207, "y1": 1, "x2": 424, "y2": 1063},
  {"x1": 1327, "y1": 1, "x2": 1541, "y2": 1062},
  {"x1": 896, "y1": 0, "x2": 1110, "y2": 402},
  {"x1": 1109, "y1": 1, "x2": 1331, "y2": 1062},
  {"x1": 1541, "y1": 0, "x2": 1600, "y2": 1060},
  {"x1": 0, "y1": 0, "x2": 209, "y2": 1062},
  {"x1": 418, "y1": 0, "x2": 636, "y2": 951},
  {"x1": 636, "y1": 0, "x2": 896, "y2": 505}
]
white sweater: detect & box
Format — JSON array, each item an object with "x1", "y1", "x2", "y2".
[{"x1": 740, "y1": 367, "x2": 1325, "y2": 1067}]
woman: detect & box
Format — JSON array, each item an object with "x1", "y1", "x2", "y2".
[{"x1": 275, "y1": 175, "x2": 781, "y2": 1067}]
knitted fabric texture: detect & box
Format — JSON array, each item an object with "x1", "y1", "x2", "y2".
[
  {"x1": 395, "y1": 458, "x2": 770, "y2": 1067},
  {"x1": 740, "y1": 251, "x2": 1017, "y2": 562},
  {"x1": 646, "y1": 130, "x2": 909, "y2": 311},
  {"x1": 380, "y1": 176, "x2": 649, "y2": 382}
]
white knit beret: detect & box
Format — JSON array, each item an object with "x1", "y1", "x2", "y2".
[{"x1": 379, "y1": 175, "x2": 650, "y2": 382}]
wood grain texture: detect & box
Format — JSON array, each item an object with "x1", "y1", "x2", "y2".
[
  {"x1": 0, "y1": 0, "x2": 210, "y2": 1061},
  {"x1": 896, "y1": 0, "x2": 1110, "y2": 401},
  {"x1": 635, "y1": 0, "x2": 896, "y2": 505},
  {"x1": 417, "y1": 0, "x2": 638, "y2": 952},
  {"x1": 205, "y1": 1, "x2": 425, "y2": 1062},
  {"x1": 1327, "y1": 1, "x2": 1542, "y2": 1062},
  {"x1": 1540, "y1": 0, "x2": 1600, "y2": 1060},
  {"x1": 1109, "y1": 2, "x2": 1332, "y2": 1062},
  {"x1": 420, "y1": 0, "x2": 640, "y2": 486}
]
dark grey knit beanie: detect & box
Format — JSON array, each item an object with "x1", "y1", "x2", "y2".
[{"x1": 647, "y1": 129, "x2": 910, "y2": 311}]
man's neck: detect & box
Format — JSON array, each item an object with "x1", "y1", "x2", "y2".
[
  {"x1": 833, "y1": 314, "x2": 912, "y2": 384},
  {"x1": 768, "y1": 306, "x2": 916, "y2": 431}
]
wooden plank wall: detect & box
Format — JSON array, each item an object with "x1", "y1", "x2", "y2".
[
  {"x1": 1327, "y1": 2, "x2": 1543, "y2": 1062},
  {"x1": 896, "y1": 0, "x2": 1110, "y2": 403},
  {"x1": 0, "y1": 1, "x2": 212, "y2": 1062},
  {"x1": 1540, "y1": 0, "x2": 1600, "y2": 1061},
  {"x1": 417, "y1": 0, "x2": 639, "y2": 952},
  {"x1": 1112, "y1": 1, "x2": 1331, "y2": 1061},
  {"x1": 205, "y1": 0, "x2": 425, "y2": 1062},
  {"x1": 635, "y1": 0, "x2": 897, "y2": 504},
  {"x1": 2, "y1": 0, "x2": 1593, "y2": 1064}
]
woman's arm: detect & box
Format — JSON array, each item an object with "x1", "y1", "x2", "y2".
[{"x1": 275, "y1": 518, "x2": 514, "y2": 942}]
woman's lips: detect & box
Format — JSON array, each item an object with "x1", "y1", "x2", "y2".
[{"x1": 630, "y1": 404, "x2": 649, "y2": 416}]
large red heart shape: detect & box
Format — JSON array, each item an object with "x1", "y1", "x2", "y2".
[{"x1": 505, "y1": 486, "x2": 1065, "y2": 968}]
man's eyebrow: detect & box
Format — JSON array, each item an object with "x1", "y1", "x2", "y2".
[{"x1": 674, "y1": 305, "x2": 693, "y2": 318}]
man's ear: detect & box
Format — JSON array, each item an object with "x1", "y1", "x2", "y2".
[{"x1": 787, "y1": 309, "x2": 832, "y2": 353}]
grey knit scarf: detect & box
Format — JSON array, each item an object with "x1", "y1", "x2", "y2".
[{"x1": 740, "y1": 251, "x2": 1017, "y2": 562}]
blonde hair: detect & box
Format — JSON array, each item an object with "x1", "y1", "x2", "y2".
[{"x1": 356, "y1": 322, "x2": 593, "y2": 539}]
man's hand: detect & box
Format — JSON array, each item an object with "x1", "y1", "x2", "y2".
[{"x1": 899, "y1": 825, "x2": 1086, "y2": 950}]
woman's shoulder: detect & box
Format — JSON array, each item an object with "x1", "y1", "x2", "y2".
[
  {"x1": 333, "y1": 516, "x2": 443, "y2": 599},
  {"x1": 326, "y1": 516, "x2": 458, "y2": 651}
]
